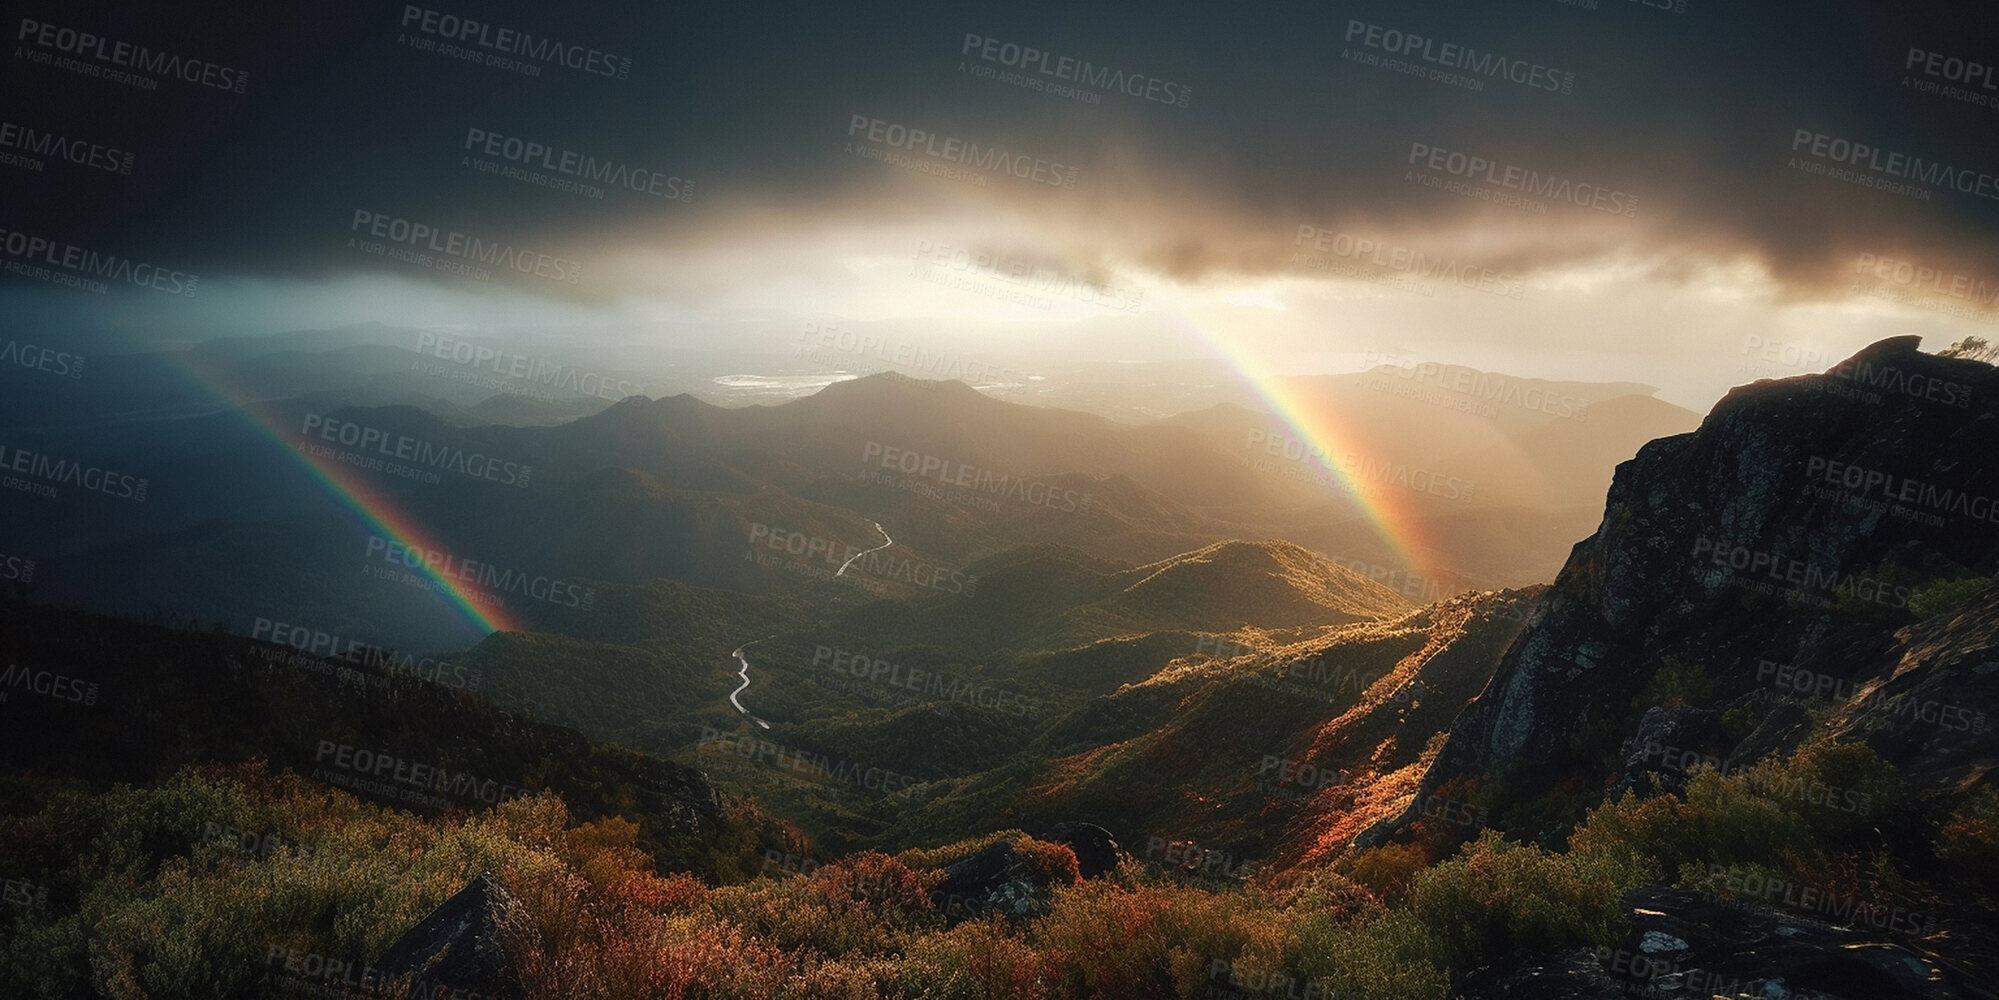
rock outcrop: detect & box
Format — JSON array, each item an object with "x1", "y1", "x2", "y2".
[
  {"x1": 1367, "y1": 337, "x2": 1999, "y2": 845},
  {"x1": 1460, "y1": 886, "x2": 1986, "y2": 1000},
  {"x1": 929, "y1": 827, "x2": 1122, "y2": 924},
  {"x1": 374, "y1": 873, "x2": 531, "y2": 1000}
]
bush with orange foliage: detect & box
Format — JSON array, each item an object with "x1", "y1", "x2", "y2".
[
  {"x1": 806, "y1": 850, "x2": 938, "y2": 917},
  {"x1": 1032, "y1": 871, "x2": 1288, "y2": 1000},
  {"x1": 1011, "y1": 837, "x2": 1081, "y2": 888},
  {"x1": 2, "y1": 743, "x2": 1961, "y2": 1000}
]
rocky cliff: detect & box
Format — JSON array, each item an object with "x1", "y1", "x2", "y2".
[{"x1": 1367, "y1": 336, "x2": 1999, "y2": 845}]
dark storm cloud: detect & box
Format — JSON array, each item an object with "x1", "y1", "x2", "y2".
[{"x1": 3, "y1": 0, "x2": 1996, "y2": 303}]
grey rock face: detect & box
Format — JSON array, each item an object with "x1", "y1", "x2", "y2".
[
  {"x1": 374, "y1": 872, "x2": 531, "y2": 1000},
  {"x1": 1461, "y1": 886, "x2": 1982, "y2": 1000},
  {"x1": 1385, "y1": 338, "x2": 1999, "y2": 839}
]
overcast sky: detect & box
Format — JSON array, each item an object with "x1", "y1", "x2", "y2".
[{"x1": 5, "y1": 0, "x2": 1998, "y2": 408}]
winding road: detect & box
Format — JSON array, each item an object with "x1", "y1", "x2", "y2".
[
  {"x1": 727, "y1": 522, "x2": 894, "y2": 730},
  {"x1": 729, "y1": 639, "x2": 773, "y2": 730},
  {"x1": 836, "y1": 520, "x2": 894, "y2": 577}
]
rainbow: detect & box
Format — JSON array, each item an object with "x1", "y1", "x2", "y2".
[
  {"x1": 1185, "y1": 323, "x2": 1446, "y2": 587},
  {"x1": 173, "y1": 353, "x2": 517, "y2": 637}
]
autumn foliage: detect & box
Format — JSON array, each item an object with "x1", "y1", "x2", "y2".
[{"x1": 0, "y1": 741, "x2": 1972, "y2": 1000}]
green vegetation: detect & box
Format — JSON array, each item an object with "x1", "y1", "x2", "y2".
[
  {"x1": 1907, "y1": 574, "x2": 1994, "y2": 621},
  {"x1": 5, "y1": 734, "x2": 1967, "y2": 1000},
  {"x1": 1631, "y1": 655, "x2": 1714, "y2": 712},
  {"x1": 1939, "y1": 785, "x2": 1999, "y2": 896}
]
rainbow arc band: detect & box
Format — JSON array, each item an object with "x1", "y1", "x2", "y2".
[
  {"x1": 1193, "y1": 325, "x2": 1442, "y2": 583},
  {"x1": 181, "y1": 353, "x2": 516, "y2": 635}
]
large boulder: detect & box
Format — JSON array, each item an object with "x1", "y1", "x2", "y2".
[
  {"x1": 374, "y1": 873, "x2": 531, "y2": 1000},
  {"x1": 929, "y1": 827, "x2": 1122, "y2": 925}
]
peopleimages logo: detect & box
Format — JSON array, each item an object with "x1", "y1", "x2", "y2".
[
  {"x1": 797, "y1": 321, "x2": 1036, "y2": 385},
  {"x1": 313, "y1": 740, "x2": 533, "y2": 807},
  {"x1": 1705, "y1": 864, "x2": 1935, "y2": 937},
  {"x1": 1804, "y1": 455, "x2": 1999, "y2": 527},
  {"x1": 1207, "y1": 958, "x2": 1328, "y2": 1000},
  {"x1": 1244, "y1": 428, "x2": 1476, "y2": 501},
  {"x1": 0, "y1": 663, "x2": 100, "y2": 705},
  {"x1": 299, "y1": 412, "x2": 533, "y2": 487},
  {"x1": 348, "y1": 210, "x2": 583, "y2": 284},
  {"x1": 1823, "y1": 350, "x2": 1973, "y2": 408},
  {"x1": 0, "y1": 228, "x2": 198, "y2": 295},
  {"x1": 1903, "y1": 47, "x2": 1999, "y2": 109},
  {"x1": 695, "y1": 726, "x2": 919, "y2": 797},
  {"x1": 0, "y1": 121, "x2": 132, "y2": 174},
  {"x1": 959, "y1": 33, "x2": 1192, "y2": 108},
  {"x1": 860, "y1": 441, "x2": 1093, "y2": 514},
  {"x1": 1142, "y1": 836, "x2": 1249, "y2": 882},
  {"x1": 252, "y1": 616, "x2": 481, "y2": 691},
  {"x1": 1755, "y1": 659, "x2": 1984, "y2": 733},
  {"x1": 913, "y1": 239, "x2": 1144, "y2": 313},
  {"x1": 0, "y1": 442, "x2": 148, "y2": 501},
  {"x1": 1257, "y1": 755, "x2": 1346, "y2": 796},
  {"x1": 1358, "y1": 351, "x2": 1587, "y2": 419},
  {"x1": 811, "y1": 645, "x2": 1043, "y2": 718},
  {"x1": 847, "y1": 114, "x2": 1079, "y2": 188},
  {"x1": 1789, "y1": 129, "x2": 1999, "y2": 202},
  {"x1": 462, "y1": 127, "x2": 692, "y2": 201},
  {"x1": 15, "y1": 18, "x2": 249, "y2": 93},
  {"x1": 1344, "y1": 20, "x2": 1575, "y2": 94},
  {"x1": 1, "y1": 878, "x2": 48, "y2": 910},
  {"x1": 1854, "y1": 253, "x2": 1999, "y2": 308},
  {"x1": 1739, "y1": 334, "x2": 1833, "y2": 376},
  {"x1": 1295, "y1": 227, "x2": 1524, "y2": 299},
  {"x1": 746, "y1": 522, "x2": 980, "y2": 596},
  {"x1": 1690, "y1": 537, "x2": 1912, "y2": 610},
  {"x1": 412, "y1": 332, "x2": 645, "y2": 400},
  {"x1": 1905, "y1": 47, "x2": 1998, "y2": 95},
  {"x1": 1638, "y1": 741, "x2": 1874, "y2": 814},
  {"x1": 0, "y1": 338, "x2": 84, "y2": 379},
  {"x1": 398, "y1": 6, "x2": 630, "y2": 79},
  {"x1": 364, "y1": 536, "x2": 595, "y2": 610},
  {"x1": 263, "y1": 947, "x2": 388, "y2": 994},
  {"x1": 203, "y1": 822, "x2": 298, "y2": 859},
  {"x1": 1408, "y1": 142, "x2": 1639, "y2": 217},
  {"x1": 1317, "y1": 552, "x2": 1457, "y2": 603}
]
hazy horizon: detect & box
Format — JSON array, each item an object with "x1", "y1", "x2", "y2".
[
  {"x1": 8, "y1": 1, "x2": 1998, "y2": 413},
  {"x1": 6, "y1": 5, "x2": 1999, "y2": 998}
]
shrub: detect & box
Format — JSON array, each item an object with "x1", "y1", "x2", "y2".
[
  {"x1": 1908, "y1": 575, "x2": 1993, "y2": 621},
  {"x1": 1293, "y1": 908, "x2": 1449, "y2": 1000},
  {"x1": 894, "y1": 831, "x2": 1024, "y2": 871},
  {"x1": 1012, "y1": 838, "x2": 1081, "y2": 889},
  {"x1": 1337, "y1": 843, "x2": 1428, "y2": 905},
  {"x1": 1570, "y1": 740, "x2": 1906, "y2": 894},
  {"x1": 1033, "y1": 879, "x2": 1282, "y2": 1000},
  {"x1": 1633, "y1": 655, "x2": 1714, "y2": 710},
  {"x1": 902, "y1": 918, "x2": 1058, "y2": 1000},
  {"x1": 1939, "y1": 785, "x2": 1999, "y2": 894},
  {"x1": 0, "y1": 742, "x2": 1947, "y2": 1000},
  {"x1": 806, "y1": 851, "x2": 937, "y2": 922},
  {"x1": 1401, "y1": 831, "x2": 1637, "y2": 976}
]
